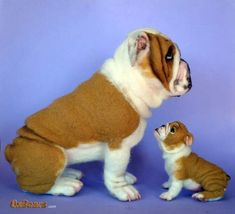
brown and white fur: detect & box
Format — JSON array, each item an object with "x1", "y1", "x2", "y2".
[
  {"x1": 154, "y1": 121, "x2": 230, "y2": 202},
  {"x1": 5, "y1": 28, "x2": 192, "y2": 201}
]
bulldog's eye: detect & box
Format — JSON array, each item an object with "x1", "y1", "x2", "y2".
[
  {"x1": 165, "y1": 47, "x2": 174, "y2": 60},
  {"x1": 170, "y1": 127, "x2": 176, "y2": 134}
]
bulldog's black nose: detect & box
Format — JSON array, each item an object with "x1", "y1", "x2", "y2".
[
  {"x1": 188, "y1": 81, "x2": 192, "y2": 90},
  {"x1": 182, "y1": 58, "x2": 192, "y2": 90},
  {"x1": 187, "y1": 75, "x2": 192, "y2": 90}
]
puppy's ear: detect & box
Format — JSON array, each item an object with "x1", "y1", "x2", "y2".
[
  {"x1": 128, "y1": 31, "x2": 150, "y2": 66},
  {"x1": 184, "y1": 133, "x2": 193, "y2": 146}
]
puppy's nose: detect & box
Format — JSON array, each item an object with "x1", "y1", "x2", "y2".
[{"x1": 188, "y1": 81, "x2": 192, "y2": 90}]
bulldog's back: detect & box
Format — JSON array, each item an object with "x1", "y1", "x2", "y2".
[
  {"x1": 16, "y1": 72, "x2": 140, "y2": 149},
  {"x1": 181, "y1": 153, "x2": 229, "y2": 188}
]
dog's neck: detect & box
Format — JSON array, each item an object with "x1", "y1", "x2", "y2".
[
  {"x1": 162, "y1": 145, "x2": 192, "y2": 162},
  {"x1": 100, "y1": 39, "x2": 170, "y2": 119}
]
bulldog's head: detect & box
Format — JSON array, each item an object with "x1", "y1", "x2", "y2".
[
  {"x1": 127, "y1": 29, "x2": 192, "y2": 97},
  {"x1": 154, "y1": 121, "x2": 193, "y2": 153}
]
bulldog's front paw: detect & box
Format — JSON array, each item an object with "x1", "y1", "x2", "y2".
[
  {"x1": 111, "y1": 185, "x2": 141, "y2": 201},
  {"x1": 160, "y1": 192, "x2": 174, "y2": 201},
  {"x1": 125, "y1": 172, "x2": 137, "y2": 185}
]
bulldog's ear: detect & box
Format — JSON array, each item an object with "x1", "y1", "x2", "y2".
[
  {"x1": 184, "y1": 133, "x2": 193, "y2": 146},
  {"x1": 128, "y1": 32, "x2": 150, "y2": 66}
]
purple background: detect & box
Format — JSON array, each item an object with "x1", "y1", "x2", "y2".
[{"x1": 0, "y1": 0, "x2": 235, "y2": 213}]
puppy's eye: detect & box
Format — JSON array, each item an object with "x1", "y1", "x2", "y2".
[
  {"x1": 170, "y1": 127, "x2": 176, "y2": 134},
  {"x1": 165, "y1": 47, "x2": 174, "y2": 60}
]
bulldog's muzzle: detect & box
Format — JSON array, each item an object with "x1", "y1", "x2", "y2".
[
  {"x1": 181, "y1": 58, "x2": 192, "y2": 90},
  {"x1": 172, "y1": 59, "x2": 192, "y2": 97}
]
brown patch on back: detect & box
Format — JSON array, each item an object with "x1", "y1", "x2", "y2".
[
  {"x1": 12, "y1": 73, "x2": 140, "y2": 150},
  {"x1": 141, "y1": 33, "x2": 176, "y2": 91}
]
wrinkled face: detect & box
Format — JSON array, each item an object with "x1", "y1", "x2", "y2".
[
  {"x1": 128, "y1": 30, "x2": 192, "y2": 97},
  {"x1": 154, "y1": 121, "x2": 193, "y2": 153}
]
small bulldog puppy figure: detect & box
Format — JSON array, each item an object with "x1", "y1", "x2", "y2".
[{"x1": 154, "y1": 121, "x2": 230, "y2": 202}]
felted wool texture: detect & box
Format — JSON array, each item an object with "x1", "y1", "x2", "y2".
[
  {"x1": 175, "y1": 152, "x2": 230, "y2": 199},
  {"x1": 22, "y1": 72, "x2": 140, "y2": 149},
  {"x1": 5, "y1": 137, "x2": 65, "y2": 193},
  {"x1": 5, "y1": 72, "x2": 140, "y2": 193}
]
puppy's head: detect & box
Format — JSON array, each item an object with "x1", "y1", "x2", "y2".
[
  {"x1": 154, "y1": 121, "x2": 193, "y2": 153},
  {"x1": 127, "y1": 28, "x2": 192, "y2": 97}
]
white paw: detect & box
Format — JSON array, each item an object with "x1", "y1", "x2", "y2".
[
  {"x1": 62, "y1": 168, "x2": 83, "y2": 180},
  {"x1": 162, "y1": 181, "x2": 170, "y2": 189},
  {"x1": 110, "y1": 185, "x2": 141, "y2": 201},
  {"x1": 192, "y1": 193, "x2": 205, "y2": 201},
  {"x1": 125, "y1": 172, "x2": 137, "y2": 185},
  {"x1": 47, "y1": 177, "x2": 83, "y2": 196},
  {"x1": 160, "y1": 192, "x2": 173, "y2": 201}
]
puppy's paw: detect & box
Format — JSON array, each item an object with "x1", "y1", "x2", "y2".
[
  {"x1": 192, "y1": 193, "x2": 206, "y2": 201},
  {"x1": 162, "y1": 181, "x2": 170, "y2": 189},
  {"x1": 125, "y1": 172, "x2": 137, "y2": 185},
  {"x1": 160, "y1": 192, "x2": 173, "y2": 201},
  {"x1": 62, "y1": 168, "x2": 83, "y2": 180},
  {"x1": 47, "y1": 177, "x2": 83, "y2": 196},
  {"x1": 110, "y1": 185, "x2": 141, "y2": 201}
]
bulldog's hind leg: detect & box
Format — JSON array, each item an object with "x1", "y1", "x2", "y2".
[
  {"x1": 5, "y1": 137, "x2": 67, "y2": 194},
  {"x1": 192, "y1": 175, "x2": 229, "y2": 202},
  {"x1": 192, "y1": 182, "x2": 227, "y2": 201},
  {"x1": 192, "y1": 189, "x2": 224, "y2": 202}
]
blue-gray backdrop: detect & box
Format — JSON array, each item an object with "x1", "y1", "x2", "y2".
[{"x1": 0, "y1": 0, "x2": 235, "y2": 213}]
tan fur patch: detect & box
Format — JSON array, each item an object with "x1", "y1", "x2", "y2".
[
  {"x1": 141, "y1": 33, "x2": 176, "y2": 91},
  {"x1": 5, "y1": 137, "x2": 66, "y2": 193},
  {"x1": 174, "y1": 157, "x2": 187, "y2": 180},
  {"x1": 139, "y1": 54, "x2": 156, "y2": 78},
  {"x1": 21, "y1": 72, "x2": 140, "y2": 150}
]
